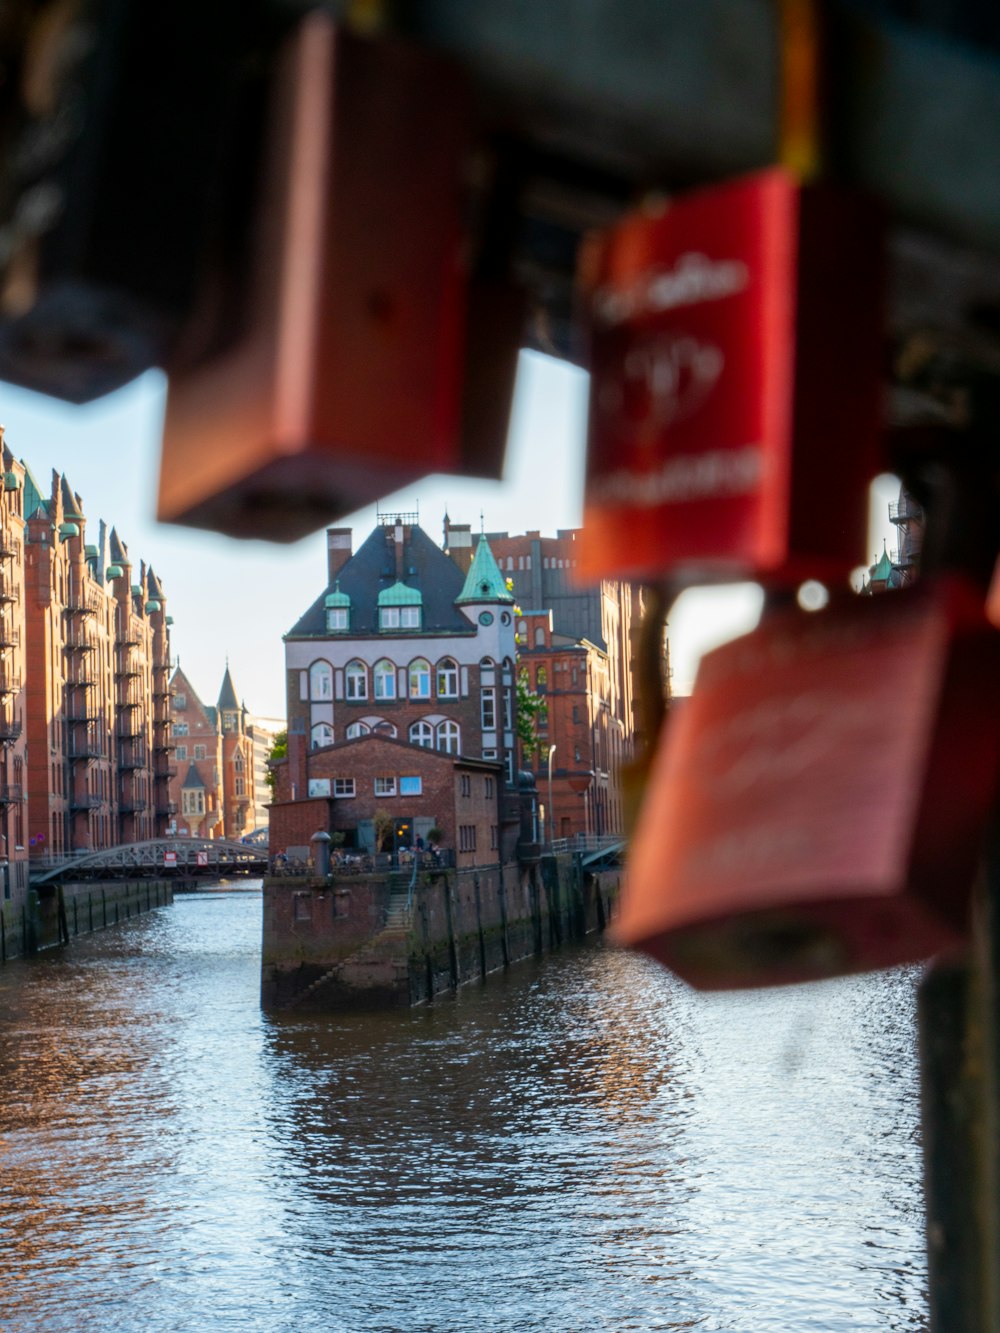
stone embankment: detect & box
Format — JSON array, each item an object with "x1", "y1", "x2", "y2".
[
  {"x1": 261, "y1": 854, "x2": 621, "y2": 1010},
  {"x1": 0, "y1": 879, "x2": 173, "y2": 963}
]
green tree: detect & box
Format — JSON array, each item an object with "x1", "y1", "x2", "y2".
[
  {"x1": 373, "y1": 808, "x2": 394, "y2": 853},
  {"x1": 264, "y1": 730, "x2": 287, "y2": 794},
  {"x1": 516, "y1": 670, "x2": 545, "y2": 763}
]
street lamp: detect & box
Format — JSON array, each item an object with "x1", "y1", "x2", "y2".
[{"x1": 547, "y1": 744, "x2": 556, "y2": 847}]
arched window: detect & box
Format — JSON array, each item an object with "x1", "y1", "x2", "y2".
[
  {"x1": 409, "y1": 658, "x2": 431, "y2": 699},
  {"x1": 436, "y1": 657, "x2": 458, "y2": 699},
  {"x1": 536, "y1": 666, "x2": 547, "y2": 692},
  {"x1": 480, "y1": 657, "x2": 494, "y2": 669},
  {"x1": 409, "y1": 720, "x2": 434, "y2": 748},
  {"x1": 374, "y1": 659, "x2": 396, "y2": 700},
  {"x1": 437, "y1": 720, "x2": 460, "y2": 754},
  {"x1": 345, "y1": 660, "x2": 368, "y2": 700},
  {"x1": 534, "y1": 626, "x2": 546, "y2": 647},
  {"x1": 310, "y1": 659, "x2": 333, "y2": 700},
  {"x1": 311, "y1": 721, "x2": 333, "y2": 750},
  {"x1": 373, "y1": 720, "x2": 397, "y2": 737},
  {"x1": 346, "y1": 721, "x2": 370, "y2": 739}
]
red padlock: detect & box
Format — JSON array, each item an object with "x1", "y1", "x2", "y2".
[
  {"x1": 577, "y1": 169, "x2": 884, "y2": 585},
  {"x1": 618, "y1": 579, "x2": 1000, "y2": 989},
  {"x1": 157, "y1": 14, "x2": 472, "y2": 542}
]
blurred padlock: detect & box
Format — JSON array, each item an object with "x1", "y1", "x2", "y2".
[
  {"x1": 577, "y1": 169, "x2": 884, "y2": 585},
  {"x1": 0, "y1": 0, "x2": 262, "y2": 402},
  {"x1": 157, "y1": 13, "x2": 474, "y2": 542},
  {"x1": 618, "y1": 579, "x2": 1000, "y2": 989}
]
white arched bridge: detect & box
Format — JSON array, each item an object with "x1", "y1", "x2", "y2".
[{"x1": 30, "y1": 838, "x2": 269, "y2": 885}]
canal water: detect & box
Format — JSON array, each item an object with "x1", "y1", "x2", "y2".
[{"x1": 0, "y1": 890, "x2": 927, "y2": 1332}]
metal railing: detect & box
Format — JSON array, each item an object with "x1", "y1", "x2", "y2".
[{"x1": 549, "y1": 833, "x2": 624, "y2": 855}]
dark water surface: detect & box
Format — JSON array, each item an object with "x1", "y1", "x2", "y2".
[{"x1": 0, "y1": 890, "x2": 927, "y2": 1332}]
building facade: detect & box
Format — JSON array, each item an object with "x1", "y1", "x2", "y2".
[
  {"x1": 168, "y1": 664, "x2": 255, "y2": 840},
  {"x1": 278, "y1": 515, "x2": 520, "y2": 858},
  {"x1": 453, "y1": 522, "x2": 658, "y2": 840},
  {"x1": 23, "y1": 467, "x2": 172, "y2": 863}
]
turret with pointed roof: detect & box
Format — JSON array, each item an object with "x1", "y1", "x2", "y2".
[{"x1": 456, "y1": 535, "x2": 515, "y2": 605}]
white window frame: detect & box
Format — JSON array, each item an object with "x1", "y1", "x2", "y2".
[
  {"x1": 374, "y1": 660, "x2": 396, "y2": 700},
  {"x1": 436, "y1": 657, "x2": 458, "y2": 699},
  {"x1": 481, "y1": 688, "x2": 496, "y2": 731},
  {"x1": 182, "y1": 788, "x2": 205, "y2": 816},
  {"x1": 346, "y1": 660, "x2": 368, "y2": 700},
  {"x1": 194, "y1": 744, "x2": 206, "y2": 760},
  {"x1": 410, "y1": 720, "x2": 434, "y2": 749},
  {"x1": 437, "y1": 720, "x2": 460, "y2": 755},
  {"x1": 346, "y1": 721, "x2": 370, "y2": 739},
  {"x1": 374, "y1": 776, "x2": 397, "y2": 797},
  {"x1": 326, "y1": 606, "x2": 349, "y2": 632},
  {"x1": 380, "y1": 606, "x2": 400, "y2": 629},
  {"x1": 333, "y1": 778, "x2": 356, "y2": 797},
  {"x1": 311, "y1": 722, "x2": 334, "y2": 750},
  {"x1": 409, "y1": 658, "x2": 431, "y2": 699},
  {"x1": 400, "y1": 605, "x2": 421, "y2": 628},
  {"x1": 310, "y1": 660, "x2": 333, "y2": 700}
]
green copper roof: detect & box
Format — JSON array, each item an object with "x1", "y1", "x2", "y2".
[
  {"x1": 377, "y1": 580, "x2": 422, "y2": 606},
  {"x1": 871, "y1": 544, "x2": 893, "y2": 582},
  {"x1": 456, "y1": 536, "x2": 515, "y2": 605},
  {"x1": 21, "y1": 462, "x2": 44, "y2": 519},
  {"x1": 324, "y1": 582, "x2": 351, "y2": 608}
]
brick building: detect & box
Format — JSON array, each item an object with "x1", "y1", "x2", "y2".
[
  {"x1": 23, "y1": 468, "x2": 172, "y2": 863},
  {"x1": 450, "y1": 522, "x2": 659, "y2": 841},
  {"x1": 168, "y1": 663, "x2": 255, "y2": 840},
  {"x1": 0, "y1": 440, "x2": 29, "y2": 903},
  {"x1": 277, "y1": 513, "x2": 521, "y2": 860},
  {"x1": 271, "y1": 731, "x2": 504, "y2": 867}
]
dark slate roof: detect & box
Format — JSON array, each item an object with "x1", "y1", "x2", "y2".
[
  {"x1": 146, "y1": 567, "x2": 164, "y2": 598},
  {"x1": 181, "y1": 762, "x2": 205, "y2": 789},
  {"x1": 109, "y1": 527, "x2": 128, "y2": 564},
  {"x1": 218, "y1": 665, "x2": 240, "y2": 710},
  {"x1": 60, "y1": 475, "x2": 83, "y2": 519},
  {"x1": 286, "y1": 523, "x2": 474, "y2": 638}
]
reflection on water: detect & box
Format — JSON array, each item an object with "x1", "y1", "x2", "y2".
[{"x1": 0, "y1": 891, "x2": 926, "y2": 1331}]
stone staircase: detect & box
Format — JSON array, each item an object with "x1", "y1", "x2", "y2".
[{"x1": 289, "y1": 873, "x2": 414, "y2": 1008}]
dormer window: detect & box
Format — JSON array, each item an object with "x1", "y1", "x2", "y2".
[
  {"x1": 377, "y1": 581, "x2": 422, "y2": 630},
  {"x1": 324, "y1": 584, "x2": 351, "y2": 632}
]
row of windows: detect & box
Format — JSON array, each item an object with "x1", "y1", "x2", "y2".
[
  {"x1": 307, "y1": 656, "x2": 516, "y2": 703},
  {"x1": 459, "y1": 774, "x2": 495, "y2": 799},
  {"x1": 311, "y1": 718, "x2": 461, "y2": 752},
  {"x1": 327, "y1": 606, "x2": 422, "y2": 632},
  {"x1": 307, "y1": 775, "x2": 424, "y2": 798}
]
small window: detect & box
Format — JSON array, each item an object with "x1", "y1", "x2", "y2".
[
  {"x1": 536, "y1": 666, "x2": 547, "y2": 692},
  {"x1": 485, "y1": 777, "x2": 494, "y2": 798},
  {"x1": 379, "y1": 606, "x2": 400, "y2": 629},
  {"x1": 400, "y1": 605, "x2": 421, "y2": 629},
  {"x1": 333, "y1": 778, "x2": 355, "y2": 797},
  {"x1": 410, "y1": 720, "x2": 434, "y2": 749},
  {"x1": 311, "y1": 722, "x2": 334, "y2": 750},
  {"x1": 194, "y1": 744, "x2": 206, "y2": 760},
  {"x1": 176, "y1": 745, "x2": 187, "y2": 761},
  {"x1": 373, "y1": 720, "x2": 397, "y2": 738},
  {"x1": 346, "y1": 721, "x2": 370, "y2": 739},
  {"x1": 310, "y1": 660, "x2": 333, "y2": 700},
  {"x1": 460, "y1": 774, "x2": 471, "y2": 797},
  {"x1": 374, "y1": 776, "x2": 396, "y2": 797},
  {"x1": 173, "y1": 721, "x2": 189, "y2": 737},
  {"x1": 409, "y1": 658, "x2": 431, "y2": 699},
  {"x1": 482, "y1": 748, "x2": 497, "y2": 761},
  {"x1": 399, "y1": 776, "x2": 422, "y2": 796},
  {"x1": 437, "y1": 720, "x2": 460, "y2": 754},
  {"x1": 374, "y1": 660, "x2": 396, "y2": 700},
  {"x1": 308, "y1": 778, "x2": 331, "y2": 797},
  {"x1": 327, "y1": 606, "x2": 349, "y2": 632},
  {"x1": 534, "y1": 627, "x2": 545, "y2": 647},
  {"x1": 436, "y1": 657, "x2": 459, "y2": 699},
  {"x1": 173, "y1": 693, "x2": 186, "y2": 710},
  {"x1": 346, "y1": 660, "x2": 368, "y2": 700},
  {"x1": 481, "y1": 688, "x2": 496, "y2": 731}
]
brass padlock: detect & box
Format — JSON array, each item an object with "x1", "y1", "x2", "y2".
[{"x1": 618, "y1": 579, "x2": 1000, "y2": 988}]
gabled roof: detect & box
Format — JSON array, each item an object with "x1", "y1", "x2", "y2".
[
  {"x1": 456, "y1": 535, "x2": 515, "y2": 605},
  {"x1": 218, "y1": 665, "x2": 240, "y2": 711},
  {"x1": 286, "y1": 523, "x2": 471, "y2": 638},
  {"x1": 181, "y1": 762, "x2": 205, "y2": 789}
]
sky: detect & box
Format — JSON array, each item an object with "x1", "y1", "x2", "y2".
[{"x1": 0, "y1": 352, "x2": 900, "y2": 722}]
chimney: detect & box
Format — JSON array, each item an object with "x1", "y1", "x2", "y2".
[
  {"x1": 445, "y1": 523, "x2": 473, "y2": 573},
  {"x1": 327, "y1": 528, "x2": 352, "y2": 583}
]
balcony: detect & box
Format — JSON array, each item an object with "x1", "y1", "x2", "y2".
[
  {"x1": 66, "y1": 590, "x2": 99, "y2": 615},
  {"x1": 0, "y1": 718, "x2": 21, "y2": 742},
  {"x1": 154, "y1": 737, "x2": 177, "y2": 752},
  {"x1": 115, "y1": 651, "x2": 141, "y2": 677},
  {"x1": 153, "y1": 764, "x2": 178, "y2": 782},
  {"x1": 69, "y1": 793, "x2": 103, "y2": 812},
  {"x1": 118, "y1": 798, "x2": 147, "y2": 814},
  {"x1": 0, "y1": 622, "x2": 19, "y2": 650},
  {"x1": 116, "y1": 722, "x2": 143, "y2": 741},
  {"x1": 0, "y1": 783, "x2": 22, "y2": 804},
  {"x1": 118, "y1": 619, "x2": 142, "y2": 646},
  {"x1": 155, "y1": 800, "x2": 178, "y2": 817},
  {"x1": 889, "y1": 495, "x2": 924, "y2": 525},
  {"x1": 118, "y1": 744, "x2": 148, "y2": 770},
  {"x1": 66, "y1": 708, "x2": 100, "y2": 724},
  {"x1": 0, "y1": 577, "x2": 21, "y2": 604},
  {"x1": 65, "y1": 631, "x2": 96, "y2": 652},
  {"x1": 0, "y1": 671, "x2": 20, "y2": 695},
  {"x1": 0, "y1": 530, "x2": 18, "y2": 560},
  {"x1": 68, "y1": 740, "x2": 103, "y2": 761}
]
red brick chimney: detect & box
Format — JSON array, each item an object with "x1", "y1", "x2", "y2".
[{"x1": 327, "y1": 528, "x2": 352, "y2": 583}]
